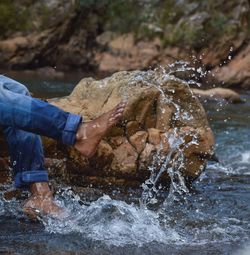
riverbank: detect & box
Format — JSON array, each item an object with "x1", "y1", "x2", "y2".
[{"x1": 0, "y1": 0, "x2": 249, "y2": 89}]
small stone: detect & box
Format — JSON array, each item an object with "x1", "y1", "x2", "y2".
[
  {"x1": 111, "y1": 140, "x2": 138, "y2": 174},
  {"x1": 157, "y1": 133, "x2": 170, "y2": 154},
  {"x1": 96, "y1": 140, "x2": 113, "y2": 158},
  {"x1": 126, "y1": 121, "x2": 141, "y2": 137},
  {"x1": 148, "y1": 128, "x2": 162, "y2": 145},
  {"x1": 109, "y1": 136, "x2": 127, "y2": 148},
  {"x1": 129, "y1": 131, "x2": 148, "y2": 153},
  {"x1": 140, "y1": 143, "x2": 156, "y2": 164}
]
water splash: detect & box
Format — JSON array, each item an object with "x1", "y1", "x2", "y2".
[
  {"x1": 0, "y1": 185, "x2": 24, "y2": 218},
  {"x1": 127, "y1": 65, "x2": 200, "y2": 206},
  {"x1": 140, "y1": 127, "x2": 199, "y2": 206},
  {"x1": 42, "y1": 63, "x2": 206, "y2": 246},
  {"x1": 43, "y1": 190, "x2": 182, "y2": 247}
]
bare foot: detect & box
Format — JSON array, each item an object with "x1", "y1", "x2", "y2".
[
  {"x1": 74, "y1": 101, "x2": 126, "y2": 158},
  {"x1": 23, "y1": 182, "x2": 64, "y2": 220}
]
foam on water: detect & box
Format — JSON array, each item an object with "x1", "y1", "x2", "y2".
[
  {"x1": 235, "y1": 244, "x2": 250, "y2": 255},
  {"x1": 39, "y1": 183, "x2": 250, "y2": 248},
  {"x1": 43, "y1": 191, "x2": 182, "y2": 247},
  {"x1": 241, "y1": 151, "x2": 250, "y2": 164}
]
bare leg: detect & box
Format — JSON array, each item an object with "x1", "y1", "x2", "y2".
[
  {"x1": 23, "y1": 182, "x2": 64, "y2": 219},
  {"x1": 74, "y1": 101, "x2": 126, "y2": 157},
  {"x1": 23, "y1": 102, "x2": 126, "y2": 219}
]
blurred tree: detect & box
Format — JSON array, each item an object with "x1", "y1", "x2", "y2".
[{"x1": 0, "y1": 0, "x2": 31, "y2": 38}]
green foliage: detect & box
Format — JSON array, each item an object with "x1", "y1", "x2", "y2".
[
  {"x1": 0, "y1": 0, "x2": 248, "y2": 47},
  {"x1": 76, "y1": 0, "x2": 244, "y2": 48},
  {"x1": 75, "y1": 0, "x2": 153, "y2": 36},
  {"x1": 38, "y1": 4, "x2": 52, "y2": 30},
  {"x1": 156, "y1": 0, "x2": 245, "y2": 49},
  {"x1": 158, "y1": 0, "x2": 186, "y2": 25},
  {"x1": 163, "y1": 23, "x2": 203, "y2": 49},
  {"x1": 0, "y1": 0, "x2": 31, "y2": 37}
]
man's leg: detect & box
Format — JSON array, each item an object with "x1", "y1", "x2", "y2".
[
  {"x1": 1, "y1": 76, "x2": 62, "y2": 217},
  {"x1": 0, "y1": 75, "x2": 126, "y2": 157},
  {"x1": 3, "y1": 126, "x2": 63, "y2": 217},
  {"x1": 0, "y1": 75, "x2": 126, "y2": 217},
  {"x1": 0, "y1": 75, "x2": 82, "y2": 145}
]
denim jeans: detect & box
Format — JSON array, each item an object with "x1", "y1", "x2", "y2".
[{"x1": 0, "y1": 75, "x2": 82, "y2": 188}]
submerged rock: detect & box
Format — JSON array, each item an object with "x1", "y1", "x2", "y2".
[
  {"x1": 44, "y1": 70, "x2": 214, "y2": 188},
  {"x1": 192, "y1": 88, "x2": 243, "y2": 103}
]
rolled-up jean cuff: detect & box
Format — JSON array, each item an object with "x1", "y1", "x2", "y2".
[
  {"x1": 62, "y1": 113, "x2": 82, "y2": 145},
  {"x1": 14, "y1": 171, "x2": 49, "y2": 188}
]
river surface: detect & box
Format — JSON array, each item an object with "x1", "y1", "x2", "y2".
[{"x1": 0, "y1": 76, "x2": 250, "y2": 255}]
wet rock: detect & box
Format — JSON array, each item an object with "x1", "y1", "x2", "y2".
[
  {"x1": 0, "y1": 10, "x2": 98, "y2": 71},
  {"x1": 156, "y1": 94, "x2": 174, "y2": 131},
  {"x1": 0, "y1": 70, "x2": 214, "y2": 188},
  {"x1": 158, "y1": 133, "x2": 171, "y2": 154},
  {"x1": 148, "y1": 128, "x2": 162, "y2": 146},
  {"x1": 45, "y1": 70, "x2": 214, "y2": 187},
  {"x1": 192, "y1": 88, "x2": 243, "y2": 103},
  {"x1": 111, "y1": 139, "x2": 138, "y2": 175},
  {"x1": 139, "y1": 143, "x2": 156, "y2": 172},
  {"x1": 200, "y1": 33, "x2": 247, "y2": 67},
  {"x1": 109, "y1": 136, "x2": 127, "y2": 149},
  {"x1": 126, "y1": 121, "x2": 141, "y2": 137},
  {"x1": 129, "y1": 131, "x2": 148, "y2": 154}
]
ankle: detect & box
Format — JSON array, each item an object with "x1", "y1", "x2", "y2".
[
  {"x1": 76, "y1": 123, "x2": 87, "y2": 141},
  {"x1": 30, "y1": 182, "x2": 52, "y2": 198}
]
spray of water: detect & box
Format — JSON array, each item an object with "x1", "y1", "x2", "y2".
[
  {"x1": 42, "y1": 63, "x2": 204, "y2": 245},
  {"x1": 42, "y1": 190, "x2": 183, "y2": 247}
]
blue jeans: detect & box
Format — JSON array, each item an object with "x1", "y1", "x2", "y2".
[{"x1": 0, "y1": 75, "x2": 82, "y2": 188}]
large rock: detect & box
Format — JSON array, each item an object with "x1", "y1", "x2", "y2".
[
  {"x1": 44, "y1": 70, "x2": 214, "y2": 188},
  {"x1": 211, "y1": 44, "x2": 250, "y2": 89}
]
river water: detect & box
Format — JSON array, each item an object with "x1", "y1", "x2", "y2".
[{"x1": 0, "y1": 76, "x2": 250, "y2": 255}]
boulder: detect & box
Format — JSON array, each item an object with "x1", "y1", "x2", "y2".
[{"x1": 44, "y1": 70, "x2": 214, "y2": 188}]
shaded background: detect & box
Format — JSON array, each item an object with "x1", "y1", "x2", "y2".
[{"x1": 0, "y1": 0, "x2": 249, "y2": 89}]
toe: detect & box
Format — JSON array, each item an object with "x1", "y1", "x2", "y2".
[
  {"x1": 109, "y1": 113, "x2": 122, "y2": 122},
  {"x1": 116, "y1": 101, "x2": 127, "y2": 109},
  {"x1": 115, "y1": 104, "x2": 126, "y2": 113},
  {"x1": 116, "y1": 108, "x2": 125, "y2": 114}
]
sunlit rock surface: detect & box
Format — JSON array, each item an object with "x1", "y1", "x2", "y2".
[{"x1": 43, "y1": 70, "x2": 214, "y2": 188}]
